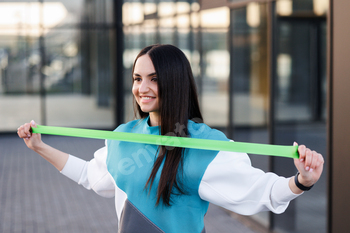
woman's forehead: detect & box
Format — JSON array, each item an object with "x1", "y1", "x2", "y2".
[{"x1": 134, "y1": 54, "x2": 156, "y2": 75}]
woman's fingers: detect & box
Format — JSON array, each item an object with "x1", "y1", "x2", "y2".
[
  {"x1": 304, "y1": 148, "x2": 314, "y2": 172},
  {"x1": 18, "y1": 120, "x2": 42, "y2": 150},
  {"x1": 316, "y1": 152, "x2": 324, "y2": 168},
  {"x1": 297, "y1": 144, "x2": 306, "y2": 163},
  {"x1": 30, "y1": 120, "x2": 36, "y2": 128},
  {"x1": 296, "y1": 144, "x2": 323, "y2": 173},
  {"x1": 17, "y1": 124, "x2": 27, "y2": 138},
  {"x1": 24, "y1": 123, "x2": 32, "y2": 137},
  {"x1": 17, "y1": 121, "x2": 36, "y2": 139},
  {"x1": 309, "y1": 150, "x2": 320, "y2": 172}
]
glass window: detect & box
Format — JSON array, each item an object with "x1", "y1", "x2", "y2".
[
  {"x1": 144, "y1": 20, "x2": 158, "y2": 46},
  {"x1": 57, "y1": 0, "x2": 85, "y2": 24},
  {"x1": 0, "y1": 35, "x2": 41, "y2": 131},
  {"x1": 276, "y1": 0, "x2": 329, "y2": 16},
  {"x1": 273, "y1": 14, "x2": 327, "y2": 233},
  {"x1": 159, "y1": 18, "x2": 175, "y2": 44},
  {"x1": 0, "y1": 0, "x2": 116, "y2": 131},
  {"x1": 230, "y1": 2, "x2": 328, "y2": 232},
  {"x1": 123, "y1": 25, "x2": 144, "y2": 122},
  {"x1": 44, "y1": 28, "x2": 114, "y2": 128},
  {"x1": 230, "y1": 3, "x2": 270, "y2": 227},
  {"x1": 200, "y1": 7, "x2": 230, "y2": 127},
  {"x1": 276, "y1": 21, "x2": 312, "y2": 122}
]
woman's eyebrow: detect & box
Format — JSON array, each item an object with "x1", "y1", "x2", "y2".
[{"x1": 147, "y1": 72, "x2": 157, "y2": 77}]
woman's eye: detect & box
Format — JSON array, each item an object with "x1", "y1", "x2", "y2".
[
  {"x1": 151, "y1": 77, "x2": 158, "y2": 82},
  {"x1": 133, "y1": 77, "x2": 141, "y2": 82}
]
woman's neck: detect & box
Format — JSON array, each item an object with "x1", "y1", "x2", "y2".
[{"x1": 149, "y1": 112, "x2": 160, "y2": 126}]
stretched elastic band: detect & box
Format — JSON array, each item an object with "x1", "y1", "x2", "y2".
[{"x1": 31, "y1": 125, "x2": 299, "y2": 159}]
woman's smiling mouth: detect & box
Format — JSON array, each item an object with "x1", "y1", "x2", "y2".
[{"x1": 140, "y1": 96, "x2": 156, "y2": 103}]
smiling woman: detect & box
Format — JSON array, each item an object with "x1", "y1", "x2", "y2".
[{"x1": 17, "y1": 44, "x2": 324, "y2": 233}]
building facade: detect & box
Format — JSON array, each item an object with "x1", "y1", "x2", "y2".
[{"x1": 0, "y1": 0, "x2": 348, "y2": 232}]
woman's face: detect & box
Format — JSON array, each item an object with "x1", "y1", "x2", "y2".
[{"x1": 132, "y1": 54, "x2": 159, "y2": 117}]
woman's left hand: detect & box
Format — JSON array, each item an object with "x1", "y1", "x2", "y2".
[{"x1": 293, "y1": 142, "x2": 324, "y2": 190}]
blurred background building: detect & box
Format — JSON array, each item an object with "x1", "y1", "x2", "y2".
[{"x1": 0, "y1": 0, "x2": 349, "y2": 232}]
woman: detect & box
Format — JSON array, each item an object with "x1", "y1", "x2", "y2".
[{"x1": 18, "y1": 44, "x2": 324, "y2": 233}]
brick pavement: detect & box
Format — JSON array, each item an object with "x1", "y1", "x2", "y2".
[{"x1": 0, "y1": 133, "x2": 259, "y2": 233}]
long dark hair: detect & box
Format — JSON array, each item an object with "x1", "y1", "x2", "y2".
[{"x1": 132, "y1": 44, "x2": 203, "y2": 206}]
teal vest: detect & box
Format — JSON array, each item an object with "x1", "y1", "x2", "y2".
[{"x1": 106, "y1": 117, "x2": 229, "y2": 233}]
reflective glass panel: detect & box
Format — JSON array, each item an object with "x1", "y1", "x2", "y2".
[
  {"x1": 276, "y1": 0, "x2": 329, "y2": 16},
  {"x1": 44, "y1": 28, "x2": 114, "y2": 128},
  {"x1": 273, "y1": 16, "x2": 327, "y2": 233},
  {"x1": 123, "y1": 25, "x2": 144, "y2": 122},
  {"x1": 200, "y1": 7, "x2": 229, "y2": 127},
  {"x1": 0, "y1": 35, "x2": 41, "y2": 131},
  {"x1": 0, "y1": 0, "x2": 116, "y2": 131},
  {"x1": 230, "y1": 3, "x2": 270, "y2": 227}
]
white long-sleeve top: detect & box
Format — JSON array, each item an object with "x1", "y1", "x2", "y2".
[{"x1": 61, "y1": 140, "x2": 300, "y2": 218}]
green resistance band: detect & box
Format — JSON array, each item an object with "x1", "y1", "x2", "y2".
[{"x1": 31, "y1": 125, "x2": 299, "y2": 159}]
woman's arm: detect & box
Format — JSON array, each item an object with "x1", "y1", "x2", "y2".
[
  {"x1": 18, "y1": 120, "x2": 115, "y2": 197},
  {"x1": 198, "y1": 151, "x2": 298, "y2": 215},
  {"x1": 198, "y1": 143, "x2": 324, "y2": 215},
  {"x1": 17, "y1": 120, "x2": 69, "y2": 171}
]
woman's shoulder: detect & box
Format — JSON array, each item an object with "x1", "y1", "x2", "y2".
[{"x1": 187, "y1": 120, "x2": 228, "y2": 141}]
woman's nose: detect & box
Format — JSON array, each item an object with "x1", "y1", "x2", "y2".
[{"x1": 139, "y1": 80, "x2": 150, "y2": 93}]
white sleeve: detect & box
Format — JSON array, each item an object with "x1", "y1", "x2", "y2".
[
  {"x1": 60, "y1": 140, "x2": 115, "y2": 198},
  {"x1": 198, "y1": 150, "x2": 301, "y2": 215}
]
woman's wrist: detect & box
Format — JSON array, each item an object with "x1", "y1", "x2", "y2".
[
  {"x1": 294, "y1": 172, "x2": 314, "y2": 191},
  {"x1": 31, "y1": 140, "x2": 46, "y2": 152},
  {"x1": 289, "y1": 177, "x2": 303, "y2": 194}
]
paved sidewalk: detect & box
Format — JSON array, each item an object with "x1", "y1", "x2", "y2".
[{"x1": 0, "y1": 133, "x2": 260, "y2": 233}]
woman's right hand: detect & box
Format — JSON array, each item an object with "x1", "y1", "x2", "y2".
[
  {"x1": 17, "y1": 120, "x2": 42, "y2": 151},
  {"x1": 17, "y1": 120, "x2": 69, "y2": 171}
]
